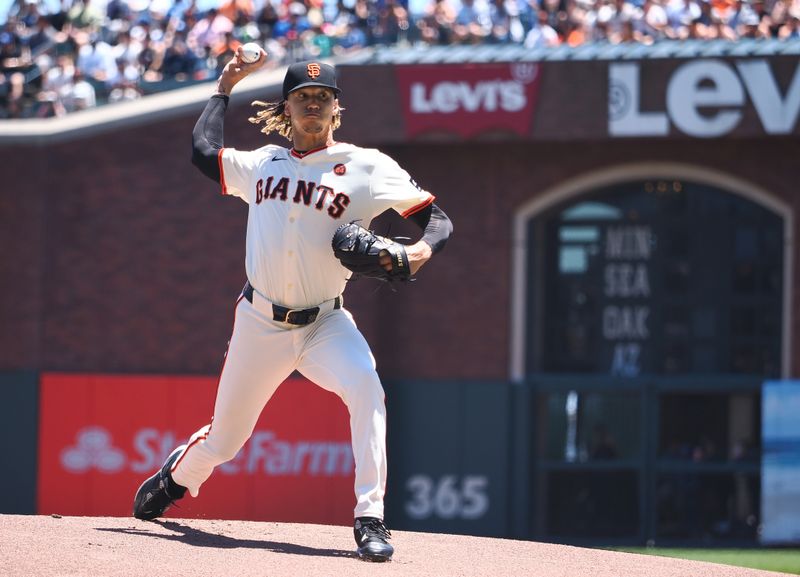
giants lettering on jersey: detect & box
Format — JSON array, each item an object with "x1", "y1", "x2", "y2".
[{"x1": 255, "y1": 177, "x2": 350, "y2": 219}]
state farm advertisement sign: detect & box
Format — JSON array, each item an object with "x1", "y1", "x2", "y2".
[
  {"x1": 396, "y1": 63, "x2": 541, "y2": 139},
  {"x1": 38, "y1": 373, "x2": 354, "y2": 523}
]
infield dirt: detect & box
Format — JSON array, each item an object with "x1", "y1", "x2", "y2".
[{"x1": 0, "y1": 514, "x2": 790, "y2": 577}]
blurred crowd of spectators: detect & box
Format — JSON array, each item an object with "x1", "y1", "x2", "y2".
[{"x1": 1, "y1": 0, "x2": 799, "y2": 118}]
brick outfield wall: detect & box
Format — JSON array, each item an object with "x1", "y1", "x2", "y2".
[{"x1": 1, "y1": 102, "x2": 799, "y2": 379}]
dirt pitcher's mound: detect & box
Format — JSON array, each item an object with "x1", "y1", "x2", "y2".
[{"x1": 0, "y1": 515, "x2": 787, "y2": 577}]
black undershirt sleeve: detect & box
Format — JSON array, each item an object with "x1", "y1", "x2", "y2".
[
  {"x1": 191, "y1": 93, "x2": 228, "y2": 183},
  {"x1": 408, "y1": 203, "x2": 453, "y2": 254}
]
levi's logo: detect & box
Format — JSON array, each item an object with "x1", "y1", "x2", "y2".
[
  {"x1": 396, "y1": 63, "x2": 541, "y2": 138},
  {"x1": 307, "y1": 63, "x2": 321, "y2": 79},
  {"x1": 411, "y1": 80, "x2": 527, "y2": 113}
]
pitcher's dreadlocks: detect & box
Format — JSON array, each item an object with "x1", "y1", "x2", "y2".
[{"x1": 248, "y1": 99, "x2": 344, "y2": 141}]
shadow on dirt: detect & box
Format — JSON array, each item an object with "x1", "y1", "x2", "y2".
[{"x1": 96, "y1": 521, "x2": 355, "y2": 558}]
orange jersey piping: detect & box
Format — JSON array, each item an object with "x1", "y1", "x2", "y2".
[
  {"x1": 218, "y1": 148, "x2": 227, "y2": 195},
  {"x1": 401, "y1": 195, "x2": 435, "y2": 218}
]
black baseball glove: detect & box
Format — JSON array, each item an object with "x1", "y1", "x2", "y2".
[{"x1": 331, "y1": 222, "x2": 411, "y2": 282}]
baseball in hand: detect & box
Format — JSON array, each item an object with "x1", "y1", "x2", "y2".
[{"x1": 239, "y1": 43, "x2": 262, "y2": 64}]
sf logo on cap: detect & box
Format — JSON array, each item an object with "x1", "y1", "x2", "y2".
[{"x1": 307, "y1": 63, "x2": 321, "y2": 79}]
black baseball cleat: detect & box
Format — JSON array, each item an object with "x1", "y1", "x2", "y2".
[
  {"x1": 132, "y1": 445, "x2": 188, "y2": 520},
  {"x1": 354, "y1": 517, "x2": 394, "y2": 562}
]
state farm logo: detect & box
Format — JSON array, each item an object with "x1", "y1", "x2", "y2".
[
  {"x1": 61, "y1": 427, "x2": 126, "y2": 473},
  {"x1": 218, "y1": 431, "x2": 353, "y2": 476},
  {"x1": 57, "y1": 427, "x2": 353, "y2": 477},
  {"x1": 397, "y1": 63, "x2": 542, "y2": 138}
]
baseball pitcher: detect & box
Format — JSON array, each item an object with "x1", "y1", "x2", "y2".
[{"x1": 131, "y1": 47, "x2": 453, "y2": 563}]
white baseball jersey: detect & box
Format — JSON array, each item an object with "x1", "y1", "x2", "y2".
[{"x1": 219, "y1": 142, "x2": 434, "y2": 308}]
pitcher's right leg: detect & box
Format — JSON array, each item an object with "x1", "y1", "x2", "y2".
[
  {"x1": 133, "y1": 297, "x2": 295, "y2": 518},
  {"x1": 172, "y1": 297, "x2": 296, "y2": 496}
]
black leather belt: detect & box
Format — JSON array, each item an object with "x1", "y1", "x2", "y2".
[{"x1": 242, "y1": 281, "x2": 341, "y2": 325}]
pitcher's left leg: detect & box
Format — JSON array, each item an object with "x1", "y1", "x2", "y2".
[
  {"x1": 296, "y1": 308, "x2": 387, "y2": 520},
  {"x1": 297, "y1": 308, "x2": 393, "y2": 561}
]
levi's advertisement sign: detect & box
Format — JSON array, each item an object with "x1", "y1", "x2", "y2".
[
  {"x1": 396, "y1": 63, "x2": 541, "y2": 138},
  {"x1": 38, "y1": 373, "x2": 354, "y2": 523},
  {"x1": 609, "y1": 58, "x2": 800, "y2": 138}
]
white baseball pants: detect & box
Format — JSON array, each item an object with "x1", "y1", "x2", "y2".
[{"x1": 170, "y1": 291, "x2": 388, "y2": 520}]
